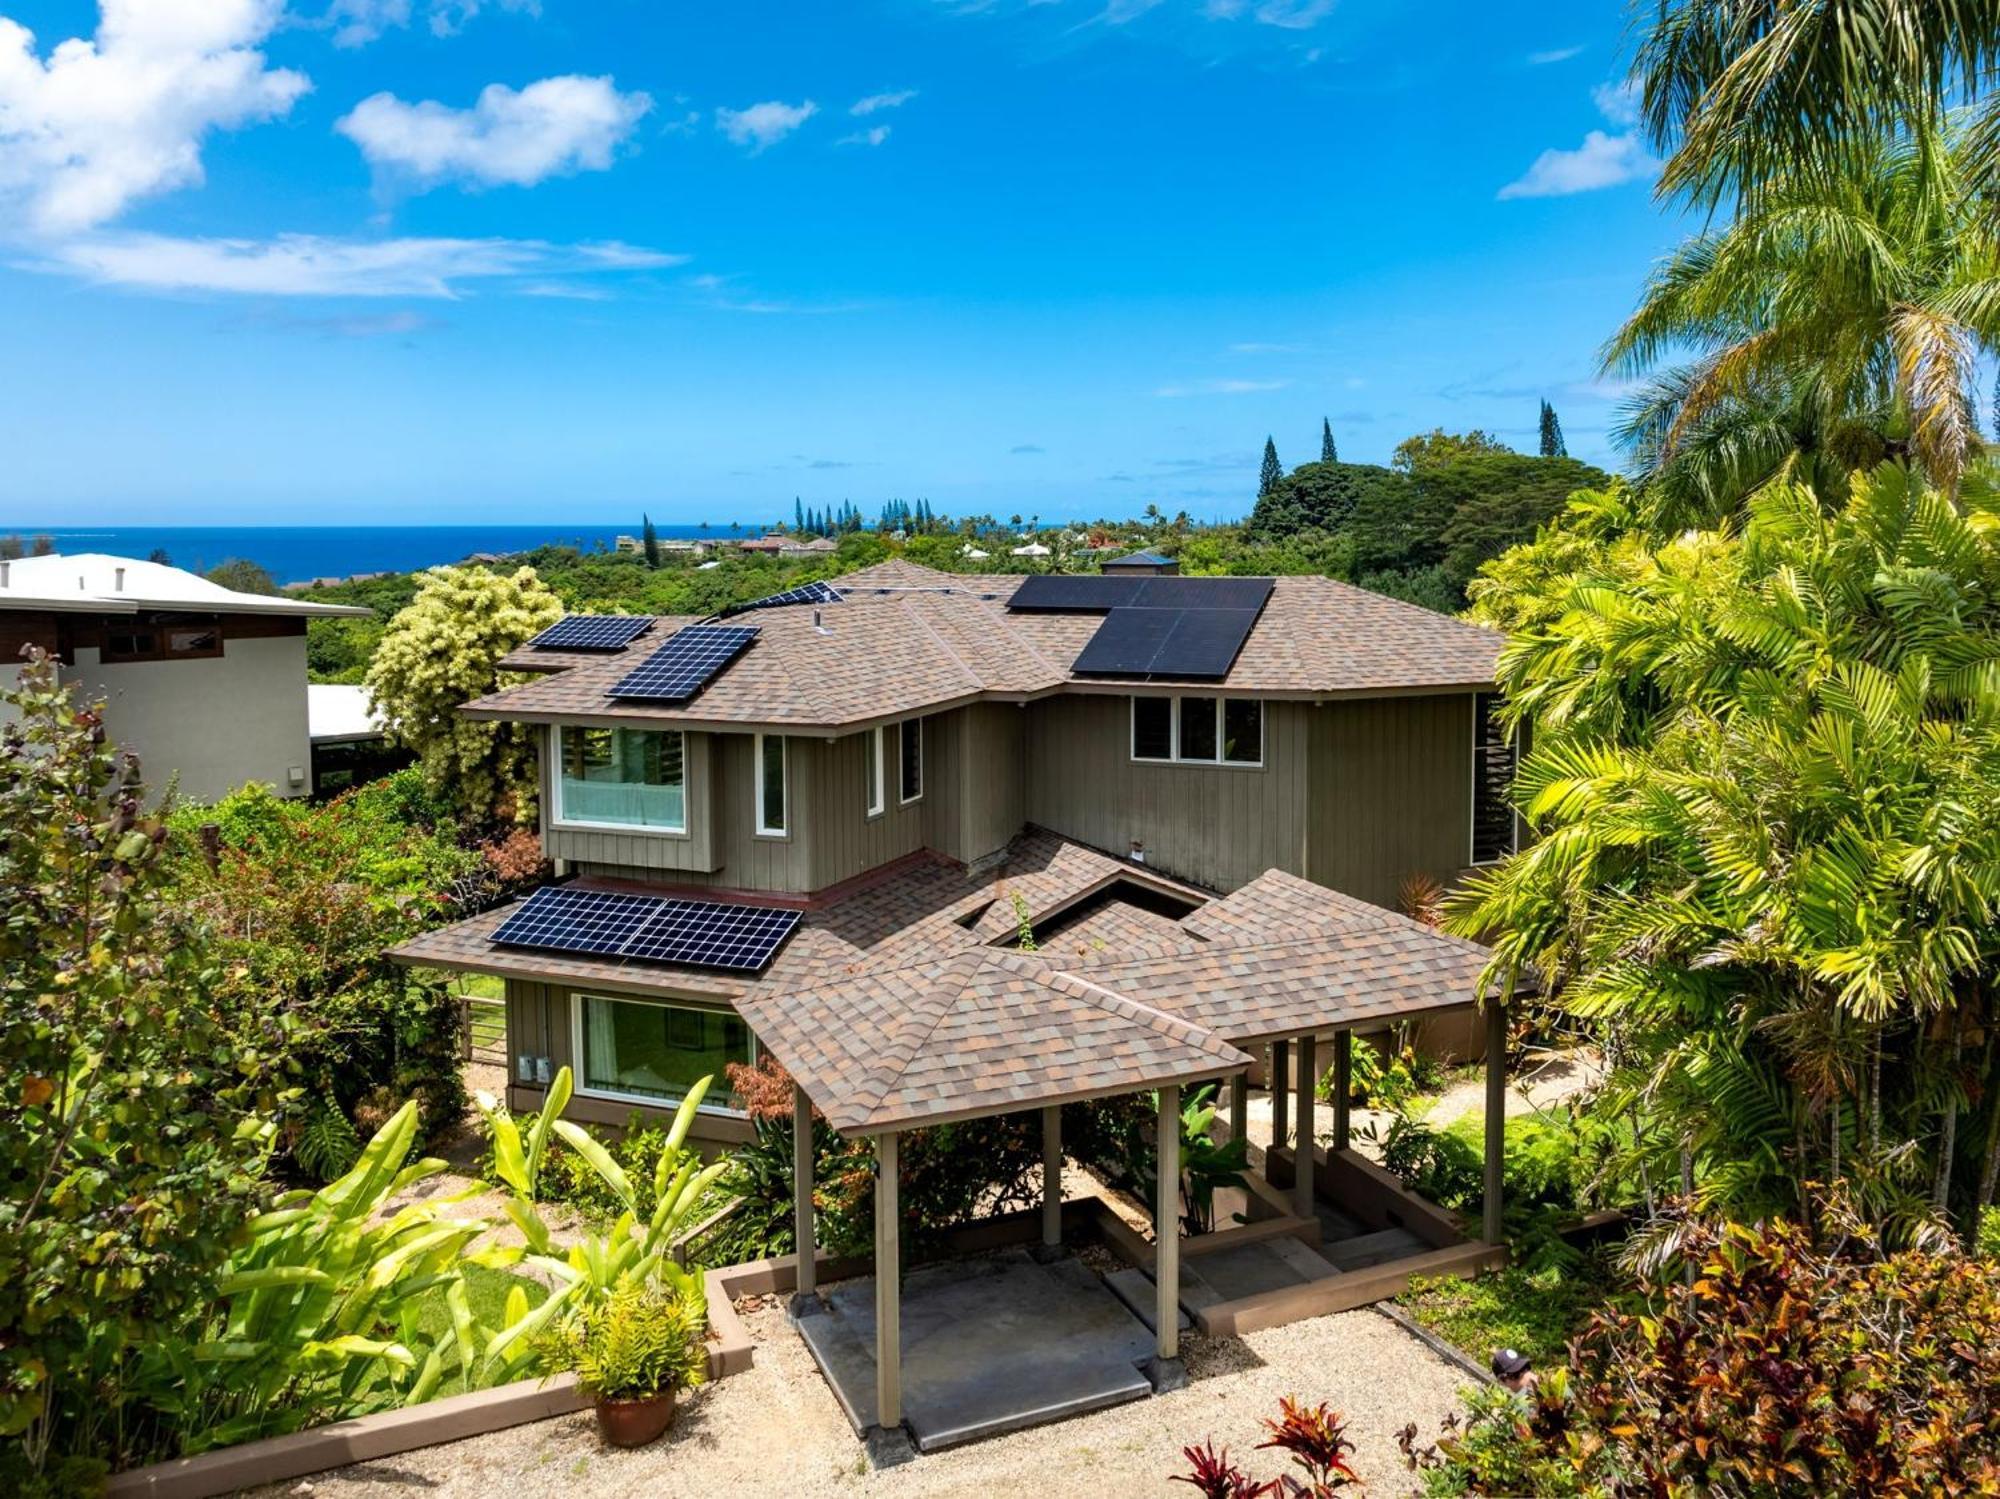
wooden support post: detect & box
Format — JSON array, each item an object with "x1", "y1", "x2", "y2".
[
  {"x1": 1332, "y1": 1031, "x2": 1352, "y2": 1154},
  {"x1": 1228, "y1": 1071, "x2": 1248, "y2": 1146},
  {"x1": 793, "y1": 1083, "x2": 816, "y2": 1297},
  {"x1": 1483, "y1": 1002, "x2": 1506, "y2": 1246},
  {"x1": 1041, "y1": 1105, "x2": 1063, "y2": 1249},
  {"x1": 875, "y1": 1130, "x2": 902, "y2": 1431},
  {"x1": 1293, "y1": 1033, "x2": 1317, "y2": 1221},
  {"x1": 1271, "y1": 1039, "x2": 1291, "y2": 1160},
  {"x1": 1156, "y1": 1084, "x2": 1181, "y2": 1362}
]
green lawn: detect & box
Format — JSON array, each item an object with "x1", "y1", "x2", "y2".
[{"x1": 1397, "y1": 1256, "x2": 1617, "y2": 1370}]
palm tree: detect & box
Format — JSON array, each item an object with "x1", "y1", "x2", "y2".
[
  {"x1": 1604, "y1": 127, "x2": 2000, "y2": 497},
  {"x1": 1631, "y1": 0, "x2": 2000, "y2": 210},
  {"x1": 1451, "y1": 464, "x2": 2000, "y2": 1234}
]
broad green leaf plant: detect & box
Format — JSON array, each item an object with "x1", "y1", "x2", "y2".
[
  {"x1": 128, "y1": 1102, "x2": 490, "y2": 1453},
  {"x1": 474, "y1": 1067, "x2": 728, "y2": 1382}
]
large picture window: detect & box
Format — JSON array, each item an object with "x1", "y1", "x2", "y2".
[
  {"x1": 756, "y1": 732, "x2": 788, "y2": 835},
  {"x1": 1130, "y1": 696, "x2": 1262, "y2": 766},
  {"x1": 557, "y1": 726, "x2": 686, "y2": 832},
  {"x1": 1471, "y1": 692, "x2": 1519, "y2": 865},
  {"x1": 575, "y1": 994, "x2": 751, "y2": 1111}
]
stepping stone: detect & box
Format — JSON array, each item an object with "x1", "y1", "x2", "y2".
[
  {"x1": 1264, "y1": 1234, "x2": 1343, "y2": 1281},
  {"x1": 1105, "y1": 1267, "x2": 1192, "y2": 1333},
  {"x1": 1322, "y1": 1227, "x2": 1429, "y2": 1271}
]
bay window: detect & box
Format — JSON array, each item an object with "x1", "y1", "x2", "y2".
[{"x1": 556, "y1": 726, "x2": 686, "y2": 832}]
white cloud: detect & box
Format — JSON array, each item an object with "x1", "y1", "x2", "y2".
[
  {"x1": 715, "y1": 99, "x2": 817, "y2": 152},
  {"x1": 336, "y1": 76, "x2": 653, "y2": 192},
  {"x1": 0, "y1": 0, "x2": 309, "y2": 235},
  {"x1": 851, "y1": 89, "x2": 916, "y2": 116},
  {"x1": 836, "y1": 126, "x2": 891, "y2": 148},
  {"x1": 1155, "y1": 378, "x2": 1290, "y2": 397},
  {"x1": 321, "y1": 0, "x2": 541, "y2": 48},
  {"x1": 1528, "y1": 45, "x2": 1584, "y2": 65},
  {"x1": 1498, "y1": 129, "x2": 1655, "y2": 199},
  {"x1": 1499, "y1": 81, "x2": 1655, "y2": 200},
  {"x1": 1251, "y1": 0, "x2": 1334, "y2": 28},
  {"x1": 1591, "y1": 79, "x2": 1642, "y2": 126},
  {"x1": 29, "y1": 231, "x2": 685, "y2": 297}
]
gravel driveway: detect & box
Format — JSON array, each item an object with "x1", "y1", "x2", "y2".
[{"x1": 270, "y1": 1299, "x2": 1471, "y2": 1498}]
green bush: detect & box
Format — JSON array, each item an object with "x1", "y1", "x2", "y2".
[
  {"x1": 170, "y1": 773, "x2": 494, "y2": 1174},
  {"x1": 533, "y1": 1281, "x2": 707, "y2": 1401},
  {"x1": 1, "y1": 656, "x2": 285, "y2": 1480}
]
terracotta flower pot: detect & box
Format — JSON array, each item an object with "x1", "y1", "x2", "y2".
[{"x1": 594, "y1": 1388, "x2": 677, "y2": 1448}]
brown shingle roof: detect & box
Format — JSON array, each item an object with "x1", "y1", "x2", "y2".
[
  {"x1": 457, "y1": 560, "x2": 1500, "y2": 731},
  {"x1": 387, "y1": 832, "x2": 1504, "y2": 1135}
]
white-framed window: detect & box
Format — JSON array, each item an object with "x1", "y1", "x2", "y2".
[
  {"x1": 1470, "y1": 691, "x2": 1519, "y2": 865},
  {"x1": 755, "y1": 732, "x2": 788, "y2": 836},
  {"x1": 899, "y1": 717, "x2": 923, "y2": 803},
  {"x1": 865, "y1": 725, "x2": 886, "y2": 817},
  {"x1": 554, "y1": 726, "x2": 687, "y2": 833},
  {"x1": 571, "y1": 993, "x2": 753, "y2": 1114},
  {"x1": 1130, "y1": 695, "x2": 1263, "y2": 766}
]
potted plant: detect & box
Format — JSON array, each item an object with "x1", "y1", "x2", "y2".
[{"x1": 537, "y1": 1280, "x2": 708, "y2": 1447}]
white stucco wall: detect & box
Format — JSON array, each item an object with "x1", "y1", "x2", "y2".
[{"x1": 55, "y1": 636, "x2": 312, "y2": 803}]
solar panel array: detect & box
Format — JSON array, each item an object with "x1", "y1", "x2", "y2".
[
  {"x1": 1006, "y1": 574, "x2": 1275, "y2": 681},
  {"x1": 722, "y1": 579, "x2": 845, "y2": 616},
  {"x1": 1006, "y1": 574, "x2": 1273, "y2": 615},
  {"x1": 491, "y1": 883, "x2": 801, "y2": 972},
  {"x1": 609, "y1": 624, "x2": 759, "y2": 702},
  {"x1": 527, "y1": 614, "x2": 655, "y2": 652}
]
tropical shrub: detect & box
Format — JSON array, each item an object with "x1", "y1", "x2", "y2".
[
  {"x1": 121, "y1": 1102, "x2": 489, "y2": 1458},
  {"x1": 0, "y1": 656, "x2": 283, "y2": 1482},
  {"x1": 533, "y1": 1281, "x2": 707, "y2": 1401},
  {"x1": 1174, "y1": 1397, "x2": 1359, "y2": 1495},
  {"x1": 171, "y1": 775, "x2": 489, "y2": 1172},
  {"x1": 1414, "y1": 1202, "x2": 2000, "y2": 1497},
  {"x1": 473, "y1": 1068, "x2": 727, "y2": 1381}
]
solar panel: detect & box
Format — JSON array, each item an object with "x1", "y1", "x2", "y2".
[
  {"x1": 1154, "y1": 608, "x2": 1262, "y2": 677},
  {"x1": 609, "y1": 625, "x2": 759, "y2": 702},
  {"x1": 491, "y1": 885, "x2": 662, "y2": 954},
  {"x1": 722, "y1": 580, "x2": 844, "y2": 616},
  {"x1": 1006, "y1": 575, "x2": 1144, "y2": 612},
  {"x1": 490, "y1": 884, "x2": 801, "y2": 971},
  {"x1": 1070, "y1": 608, "x2": 1182, "y2": 675},
  {"x1": 625, "y1": 898, "x2": 802, "y2": 971},
  {"x1": 527, "y1": 615, "x2": 655, "y2": 651},
  {"x1": 1129, "y1": 577, "x2": 1274, "y2": 612},
  {"x1": 1071, "y1": 602, "x2": 1268, "y2": 680}
]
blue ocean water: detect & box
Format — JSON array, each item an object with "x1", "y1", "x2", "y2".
[{"x1": 1, "y1": 523, "x2": 760, "y2": 586}]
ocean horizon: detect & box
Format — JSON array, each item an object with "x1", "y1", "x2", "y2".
[{"x1": 0, "y1": 523, "x2": 763, "y2": 586}]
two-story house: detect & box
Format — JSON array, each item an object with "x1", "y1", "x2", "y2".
[
  {"x1": 391, "y1": 559, "x2": 1518, "y2": 1147},
  {"x1": 0, "y1": 552, "x2": 371, "y2": 802}
]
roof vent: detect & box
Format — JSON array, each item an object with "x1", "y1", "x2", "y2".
[
  {"x1": 0, "y1": 562, "x2": 9, "y2": 588},
  {"x1": 114, "y1": 566, "x2": 126, "y2": 592},
  {"x1": 812, "y1": 609, "x2": 831, "y2": 635}
]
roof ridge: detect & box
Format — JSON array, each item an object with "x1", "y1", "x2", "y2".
[
  {"x1": 1041, "y1": 964, "x2": 1240, "y2": 1057},
  {"x1": 848, "y1": 950, "x2": 985, "y2": 1117},
  {"x1": 897, "y1": 595, "x2": 987, "y2": 695}
]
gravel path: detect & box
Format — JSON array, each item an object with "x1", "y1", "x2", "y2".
[{"x1": 270, "y1": 1300, "x2": 1470, "y2": 1498}]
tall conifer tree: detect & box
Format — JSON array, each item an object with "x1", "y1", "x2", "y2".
[
  {"x1": 1259, "y1": 436, "x2": 1282, "y2": 496},
  {"x1": 1538, "y1": 400, "x2": 1568, "y2": 458},
  {"x1": 1321, "y1": 417, "x2": 1337, "y2": 464}
]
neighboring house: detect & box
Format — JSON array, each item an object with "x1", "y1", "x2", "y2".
[
  {"x1": 1100, "y1": 549, "x2": 1177, "y2": 575},
  {"x1": 390, "y1": 559, "x2": 1520, "y2": 1149},
  {"x1": 778, "y1": 536, "x2": 840, "y2": 557},
  {"x1": 307, "y1": 682, "x2": 411, "y2": 797},
  {"x1": 0, "y1": 553, "x2": 371, "y2": 802}
]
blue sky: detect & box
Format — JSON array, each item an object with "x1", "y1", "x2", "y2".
[{"x1": 0, "y1": 0, "x2": 1682, "y2": 526}]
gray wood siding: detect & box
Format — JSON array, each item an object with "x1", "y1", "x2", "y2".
[
  {"x1": 809, "y1": 722, "x2": 929, "y2": 889},
  {"x1": 1307, "y1": 692, "x2": 1475, "y2": 908},
  {"x1": 541, "y1": 727, "x2": 722, "y2": 875},
  {"x1": 1022, "y1": 695, "x2": 1311, "y2": 893},
  {"x1": 951, "y1": 702, "x2": 1025, "y2": 867},
  {"x1": 708, "y1": 730, "x2": 816, "y2": 891}
]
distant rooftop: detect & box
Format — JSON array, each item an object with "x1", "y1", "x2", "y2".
[{"x1": 0, "y1": 553, "x2": 371, "y2": 618}]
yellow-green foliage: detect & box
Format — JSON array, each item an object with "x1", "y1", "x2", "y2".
[
  {"x1": 534, "y1": 1281, "x2": 706, "y2": 1401},
  {"x1": 364, "y1": 565, "x2": 563, "y2": 823}
]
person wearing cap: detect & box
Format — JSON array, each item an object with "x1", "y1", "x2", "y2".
[{"x1": 1490, "y1": 1347, "x2": 1536, "y2": 1395}]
